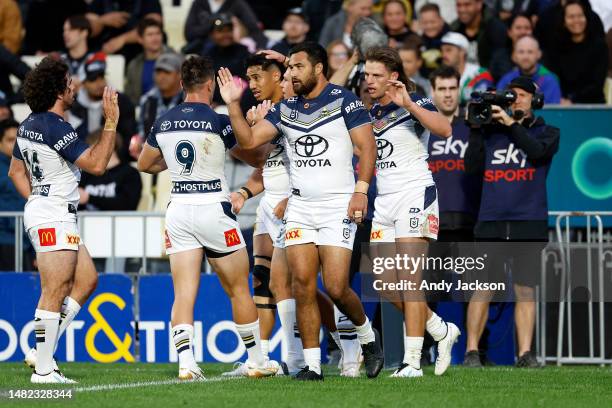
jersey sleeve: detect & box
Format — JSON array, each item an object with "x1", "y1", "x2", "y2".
[
  {"x1": 12, "y1": 141, "x2": 23, "y2": 160},
  {"x1": 263, "y1": 102, "x2": 282, "y2": 132},
  {"x1": 218, "y1": 114, "x2": 236, "y2": 149},
  {"x1": 145, "y1": 120, "x2": 159, "y2": 149},
  {"x1": 341, "y1": 91, "x2": 371, "y2": 131},
  {"x1": 410, "y1": 94, "x2": 438, "y2": 112},
  {"x1": 50, "y1": 121, "x2": 89, "y2": 163}
]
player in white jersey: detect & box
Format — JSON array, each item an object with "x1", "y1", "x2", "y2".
[
  {"x1": 8, "y1": 57, "x2": 119, "y2": 383},
  {"x1": 364, "y1": 46, "x2": 460, "y2": 377},
  {"x1": 137, "y1": 56, "x2": 278, "y2": 380},
  {"x1": 218, "y1": 42, "x2": 383, "y2": 381}
]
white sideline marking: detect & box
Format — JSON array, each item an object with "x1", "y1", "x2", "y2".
[{"x1": 76, "y1": 377, "x2": 236, "y2": 393}]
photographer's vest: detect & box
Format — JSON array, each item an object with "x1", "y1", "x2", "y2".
[
  {"x1": 478, "y1": 120, "x2": 553, "y2": 221},
  {"x1": 428, "y1": 117, "x2": 482, "y2": 219}
]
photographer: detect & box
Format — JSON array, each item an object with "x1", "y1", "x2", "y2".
[{"x1": 463, "y1": 76, "x2": 560, "y2": 368}]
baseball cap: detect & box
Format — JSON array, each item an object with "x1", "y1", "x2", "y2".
[
  {"x1": 211, "y1": 13, "x2": 233, "y2": 30},
  {"x1": 84, "y1": 52, "x2": 107, "y2": 81},
  {"x1": 441, "y1": 32, "x2": 469, "y2": 52},
  {"x1": 508, "y1": 76, "x2": 537, "y2": 94},
  {"x1": 155, "y1": 52, "x2": 183, "y2": 72},
  {"x1": 286, "y1": 7, "x2": 309, "y2": 23}
]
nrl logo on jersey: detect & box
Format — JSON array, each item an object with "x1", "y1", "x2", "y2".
[
  {"x1": 330, "y1": 89, "x2": 342, "y2": 95},
  {"x1": 181, "y1": 107, "x2": 194, "y2": 113}
]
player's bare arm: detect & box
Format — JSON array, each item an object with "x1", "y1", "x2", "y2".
[
  {"x1": 137, "y1": 143, "x2": 168, "y2": 174},
  {"x1": 75, "y1": 86, "x2": 120, "y2": 175},
  {"x1": 386, "y1": 80, "x2": 452, "y2": 138},
  {"x1": 348, "y1": 123, "x2": 376, "y2": 223},
  {"x1": 8, "y1": 157, "x2": 32, "y2": 199},
  {"x1": 217, "y1": 67, "x2": 278, "y2": 149}
]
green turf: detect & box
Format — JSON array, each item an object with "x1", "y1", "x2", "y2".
[{"x1": 0, "y1": 363, "x2": 610, "y2": 407}]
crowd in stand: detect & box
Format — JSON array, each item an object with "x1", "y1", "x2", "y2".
[{"x1": 0, "y1": 0, "x2": 611, "y2": 269}]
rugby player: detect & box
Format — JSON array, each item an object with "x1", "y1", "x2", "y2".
[
  {"x1": 364, "y1": 46, "x2": 460, "y2": 377},
  {"x1": 9, "y1": 57, "x2": 119, "y2": 383},
  {"x1": 137, "y1": 55, "x2": 279, "y2": 380},
  {"x1": 218, "y1": 42, "x2": 383, "y2": 381}
]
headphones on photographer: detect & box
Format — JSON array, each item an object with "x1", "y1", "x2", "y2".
[{"x1": 506, "y1": 78, "x2": 545, "y2": 110}]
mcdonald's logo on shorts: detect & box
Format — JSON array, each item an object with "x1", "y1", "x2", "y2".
[
  {"x1": 164, "y1": 230, "x2": 172, "y2": 249},
  {"x1": 370, "y1": 229, "x2": 383, "y2": 241},
  {"x1": 66, "y1": 233, "x2": 80, "y2": 245},
  {"x1": 224, "y1": 228, "x2": 241, "y2": 247},
  {"x1": 285, "y1": 228, "x2": 302, "y2": 241},
  {"x1": 38, "y1": 228, "x2": 56, "y2": 246}
]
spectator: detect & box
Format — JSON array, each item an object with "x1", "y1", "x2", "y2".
[
  {"x1": 327, "y1": 40, "x2": 351, "y2": 78},
  {"x1": 415, "y1": 0, "x2": 458, "y2": 23},
  {"x1": 67, "y1": 52, "x2": 137, "y2": 162},
  {"x1": 271, "y1": 8, "x2": 310, "y2": 56},
  {"x1": 546, "y1": 0, "x2": 608, "y2": 104},
  {"x1": 319, "y1": 0, "x2": 373, "y2": 48},
  {"x1": 418, "y1": 3, "x2": 451, "y2": 77},
  {"x1": 486, "y1": 0, "x2": 539, "y2": 20},
  {"x1": 125, "y1": 18, "x2": 171, "y2": 106},
  {"x1": 303, "y1": 0, "x2": 343, "y2": 41},
  {"x1": 398, "y1": 43, "x2": 431, "y2": 95},
  {"x1": 139, "y1": 52, "x2": 184, "y2": 138},
  {"x1": 383, "y1": 0, "x2": 419, "y2": 48},
  {"x1": 249, "y1": 1, "x2": 304, "y2": 31},
  {"x1": 497, "y1": 36, "x2": 561, "y2": 104},
  {"x1": 440, "y1": 32, "x2": 494, "y2": 104},
  {"x1": 202, "y1": 13, "x2": 251, "y2": 105},
  {"x1": 184, "y1": 0, "x2": 267, "y2": 52},
  {"x1": 85, "y1": 0, "x2": 162, "y2": 62},
  {"x1": 79, "y1": 131, "x2": 142, "y2": 211},
  {"x1": 0, "y1": 92, "x2": 12, "y2": 120},
  {"x1": 507, "y1": 13, "x2": 533, "y2": 45},
  {"x1": 451, "y1": 0, "x2": 510, "y2": 80},
  {"x1": 0, "y1": 0, "x2": 22, "y2": 54},
  {"x1": 0, "y1": 119, "x2": 33, "y2": 271},
  {"x1": 0, "y1": 44, "x2": 30, "y2": 105},
  {"x1": 61, "y1": 15, "x2": 93, "y2": 84}
]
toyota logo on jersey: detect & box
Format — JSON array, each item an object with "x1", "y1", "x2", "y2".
[
  {"x1": 376, "y1": 139, "x2": 394, "y2": 160},
  {"x1": 268, "y1": 143, "x2": 284, "y2": 159},
  {"x1": 295, "y1": 135, "x2": 329, "y2": 157}
]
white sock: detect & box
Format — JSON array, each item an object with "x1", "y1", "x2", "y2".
[
  {"x1": 34, "y1": 309, "x2": 60, "y2": 375},
  {"x1": 172, "y1": 324, "x2": 197, "y2": 369},
  {"x1": 260, "y1": 339, "x2": 270, "y2": 358},
  {"x1": 334, "y1": 306, "x2": 361, "y2": 365},
  {"x1": 403, "y1": 336, "x2": 424, "y2": 369},
  {"x1": 55, "y1": 297, "x2": 81, "y2": 352},
  {"x1": 235, "y1": 320, "x2": 265, "y2": 366},
  {"x1": 354, "y1": 316, "x2": 376, "y2": 345},
  {"x1": 426, "y1": 312, "x2": 448, "y2": 342},
  {"x1": 277, "y1": 299, "x2": 304, "y2": 369},
  {"x1": 303, "y1": 347, "x2": 321, "y2": 375}
]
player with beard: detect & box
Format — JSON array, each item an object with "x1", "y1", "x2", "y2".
[
  {"x1": 9, "y1": 57, "x2": 119, "y2": 383},
  {"x1": 218, "y1": 42, "x2": 383, "y2": 381},
  {"x1": 364, "y1": 47, "x2": 461, "y2": 378}
]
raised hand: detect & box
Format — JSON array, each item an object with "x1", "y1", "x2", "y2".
[
  {"x1": 246, "y1": 100, "x2": 273, "y2": 125},
  {"x1": 385, "y1": 80, "x2": 412, "y2": 108},
  {"x1": 257, "y1": 49, "x2": 287, "y2": 66},
  {"x1": 102, "y1": 86, "x2": 120, "y2": 125},
  {"x1": 217, "y1": 67, "x2": 244, "y2": 105}
]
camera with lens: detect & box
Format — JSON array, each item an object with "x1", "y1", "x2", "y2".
[{"x1": 467, "y1": 89, "x2": 516, "y2": 126}]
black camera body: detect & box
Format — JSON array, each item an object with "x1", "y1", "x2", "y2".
[{"x1": 467, "y1": 89, "x2": 517, "y2": 126}]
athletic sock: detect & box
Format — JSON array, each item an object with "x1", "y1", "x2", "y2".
[
  {"x1": 303, "y1": 348, "x2": 321, "y2": 375},
  {"x1": 426, "y1": 312, "x2": 448, "y2": 342},
  {"x1": 277, "y1": 299, "x2": 304, "y2": 369},
  {"x1": 329, "y1": 330, "x2": 341, "y2": 349},
  {"x1": 403, "y1": 336, "x2": 424, "y2": 369},
  {"x1": 172, "y1": 324, "x2": 197, "y2": 369},
  {"x1": 334, "y1": 306, "x2": 360, "y2": 366},
  {"x1": 354, "y1": 316, "x2": 376, "y2": 345},
  {"x1": 34, "y1": 309, "x2": 60, "y2": 375},
  {"x1": 260, "y1": 339, "x2": 270, "y2": 358},
  {"x1": 56, "y1": 297, "x2": 81, "y2": 350},
  {"x1": 235, "y1": 320, "x2": 265, "y2": 366}
]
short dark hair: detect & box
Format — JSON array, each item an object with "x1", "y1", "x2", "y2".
[
  {"x1": 181, "y1": 55, "x2": 215, "y2": 91},
  {"x1": 66, "y1": 14, "x2": 91, "y2": 37},
  {"x1": 429, "y1": 65, "x2": 461, "y2": 88},
  {"x1": 365, "y1": 46, "x2": 410, "y2": 88},
  {"x1": 23, "y1": 56, "x2": 70, "y2": 113},
  {"x1": 419, "y1": 3, "x2": 440, "y2": 16},
  {"x1": 137, "y1": 17, "x2": 163, "y2": 37},
  {"x1": 289, "y1": 41, "x2": 328, "y2": 77},
  {"x1": 245, "y1": 53, "x2": 285, "y2": 75},
  {"x1": 0, "y1": 118, "x2": 18, "y2": 142},
  {"x1": 507, "y1": 13, "x2": 533, "y2": 30},
  {"x1": 398, "y1": 42, "x2": 422, "y2": 60},
  {"x1": 384, "y1": 0, "x2": 408, "y2": 15}
]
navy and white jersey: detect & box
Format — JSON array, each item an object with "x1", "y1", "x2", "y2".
[
  {"x1": 146, "y1": 102, "x2": 237, "y2": 205},
  {"x1": 13, "y1": 112, "x2": 88, "y2": 228},
  {"x1": 264, "y1": 83, "x2": 371, "y2": 201},
  {"x1": 371, "y1": 95, "x2": 437, "y2": 195},
  {"x1": 262, "y1": 135, "x2": 290, "y2": 204}
]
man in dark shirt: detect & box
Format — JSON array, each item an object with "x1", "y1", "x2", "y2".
[{"x1": 271, "y1": 8, "x2": 310, "y2": 56}]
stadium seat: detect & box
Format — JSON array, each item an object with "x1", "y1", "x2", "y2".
[
  {"x1": 605, "y1": 77, "x2": 612, "y2": 105},
  {"x1": 11, "y1": 103, "x2": 31, "y2": 122},
  {"x1": 264, "y1": 30, "x2": 285, "y2": 42},
  {"x1": 160, "y1": 0, "x2": 191, "y2": 51}
]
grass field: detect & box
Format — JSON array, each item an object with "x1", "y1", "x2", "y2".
[{"x1": 1, "y1": 362, "x2": 611, "y2": 407}]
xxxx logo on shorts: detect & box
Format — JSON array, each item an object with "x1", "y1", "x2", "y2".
[
  {"x1": 224, "y1": 228, "x2": 241, "y2": 247},
  {"x1": 66, "y1": 233, "x2": 80, "y2": 245},
  {"x1": 370, "y1": 230, "x2": 383, "y2": 241},
  {"x1": 427, "y1": 214, "x2": 439, "y2": 235},
  {"x1": 285, "y1": 228, "x2": 302, "y2": 241},
  {"x1": 164, "y1": 230, "x2": 172, "y2": 249},
  {"x1": 38, "y1": 228, "x2": 56, "y2": 246}
]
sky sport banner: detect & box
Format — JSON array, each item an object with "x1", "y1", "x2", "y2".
[{"x1": 0, "y1": 273, "x2": 134, "y2": 363}]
